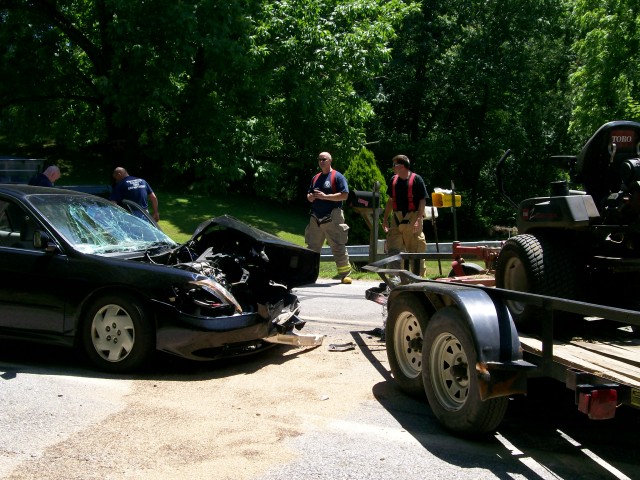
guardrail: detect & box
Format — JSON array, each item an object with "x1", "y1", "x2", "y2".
[{"x1": 320, "y1": 240, "x2": 504, "y2": 262}]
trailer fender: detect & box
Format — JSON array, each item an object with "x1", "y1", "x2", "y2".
[{"x1": 390, "y1": 282, "x2": 534, "y2": 399}]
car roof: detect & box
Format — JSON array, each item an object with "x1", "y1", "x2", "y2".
[{"x1": 0, "y1": 184, "x2": 92, "y2": 200}]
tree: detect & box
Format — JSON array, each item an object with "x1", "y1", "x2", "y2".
[
  {"x1": 569, "y1": 0, "x2": 640, "y2": 140},
  {"x1": 231, "y1": 0, "x2": 418, "y2": 202},
  {"x1": 368, "y1": 0, "x2": 574, "y2": 238},
  {"x1": 0, "y1": 0, "x2": 265, "y2": 181},
  {"x1": 342, "y1": 147, "x2": 387, "y2": 244},
  {"x1": 0, "y1": 0, "x2": 416, "y2": 198}
]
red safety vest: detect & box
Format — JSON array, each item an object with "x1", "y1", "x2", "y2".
[
  {"x1": 392, "y1": 173, "x2": 416, "y2": 211},
  {"x1": 312, "y1": 170, "x2": 337, "y2": 193}
]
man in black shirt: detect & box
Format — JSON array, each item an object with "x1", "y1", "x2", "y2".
[{"x1": 382, "y1": 155, "x2": 428, "y2": 276}]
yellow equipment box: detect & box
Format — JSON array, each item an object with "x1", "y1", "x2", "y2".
[{"x1": 431, "y1": 192, "x2": 461, "y2": 207}]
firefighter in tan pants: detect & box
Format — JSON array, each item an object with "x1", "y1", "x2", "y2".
[
  {"x1": 382, "y1": 155, "x2": 429, "y2": 276},
  {"x1": 305, "y1": 152, "x2": 352, "y2": 284}
]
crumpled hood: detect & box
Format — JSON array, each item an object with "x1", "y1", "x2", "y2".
[{"x1": 188, "y1": 215, "x2": 319, "y2": 288}]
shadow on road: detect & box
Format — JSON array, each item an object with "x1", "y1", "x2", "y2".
[
  {"x1": 0, "y1": 338, "x2": 317, "y2": 382},
  {"x1": 353, "y1": 330, "x2": 640, "y2": 480}
]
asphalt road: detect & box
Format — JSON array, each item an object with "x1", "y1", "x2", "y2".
[{"x1": 1, "y1": 279, "x2": 639, "y2": 479}]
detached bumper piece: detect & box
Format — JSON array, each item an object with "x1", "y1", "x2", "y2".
[
  {"x1": 264, "y1": 331, "x2": 325, "y2": 347},
  {"x1": 263, "y1": 307, "x2": 324, "y2": 347}
]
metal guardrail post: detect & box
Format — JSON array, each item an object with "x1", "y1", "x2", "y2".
[
  {"x1": 451, "y1": 179, "x2": 458, "y2": 241},
  {"x1": 369, "y1": 181, "x2": 380, "y2": 264},
  {"x1": 430, "y1": 206, "x2": 443, "y2": 277}
]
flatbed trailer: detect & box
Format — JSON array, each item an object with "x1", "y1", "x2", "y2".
[{"x1": 364, "y1": 253, "x2": 640, "y2": 436}]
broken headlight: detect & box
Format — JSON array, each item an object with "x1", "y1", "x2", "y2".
[{"x1": 173, "y1": 278, "x2": 243, "y2": 317}]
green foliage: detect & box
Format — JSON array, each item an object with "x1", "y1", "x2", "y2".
[
  {"x1": 0, "y1": 0, "x2": 416, "y2": 200},
  {"x1": 569, "y1": 0, "x2": 640, "y2": 140},
  {"x1": 367, "y1": 0, "x2": 575, "y2": 238},
  {"x1": 342, "y1": 147, "x2": 387, "y2": 244},
  {"x1": 343, "y1": 147, "x2": 387, "y2": 196},
  {"x1": 3, "y1": 0, "x2": 640, "y2": 243},
  {"x1": 243, "y1": 0, "x2": 418, "y2": 202}
]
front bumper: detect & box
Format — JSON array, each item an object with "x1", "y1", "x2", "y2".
[{"x1": 153, "y1": 296, "x2": 323, "y2": 361}]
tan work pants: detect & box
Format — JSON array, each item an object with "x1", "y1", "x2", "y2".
[
  {"x1": 385, "y1": 211, "x2": 427, "y2": 276},
  {"x1": 305, "y1": 208, "x2": 351, "y2": 278}
]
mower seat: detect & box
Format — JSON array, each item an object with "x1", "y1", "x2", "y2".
[{"x1": 575, "y1": 120, "x2": 640, "y2": 207}]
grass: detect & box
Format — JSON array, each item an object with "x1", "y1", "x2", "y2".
[
  {"x1": 154, "y1": 191, "x2": 310, "y2": 246},
  {"x1": 138, "y1": 190, "x2": 378, "y2": 280},
  {"x1": 57, "y1": 175, "x2": 450, "y2": 280},
  {"x1": 19, "y1": 149, "x2": 456, "y2": 280},
  {"x1": 150, "y1": 191, "x2": 452, "y2": 281}
]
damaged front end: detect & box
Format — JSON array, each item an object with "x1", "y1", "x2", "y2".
[{"x1": 151, "y1": 215, "x2": 323, "y2": 359}]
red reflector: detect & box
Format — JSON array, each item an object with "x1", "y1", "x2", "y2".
[
  {"x1": 578, "y1": 389, "x2": 617, "y2": 420},
  {"x1": 578, "y1": 392, "x2": 591, "y2": 414}
]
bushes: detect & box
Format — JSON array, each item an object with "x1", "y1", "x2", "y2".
[{"x1": 343, "y1": 148, "x2": 388, "y2": 245}]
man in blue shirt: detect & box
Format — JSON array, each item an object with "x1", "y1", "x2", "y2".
[
  {"x1": 110, "y1": 167, "x2": 159, "y2": 222},
  {"x1": 305, "y1": 152, "x2": 352, "y2": 284}
]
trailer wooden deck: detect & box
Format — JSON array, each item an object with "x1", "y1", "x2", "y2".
[{"x1": 519, "y1": 328, "x2": 640, "y2": 388}]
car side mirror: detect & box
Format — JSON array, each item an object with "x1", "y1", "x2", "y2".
[{"x1": 34, "y1": 230, "x2": 58, "y2": 253}]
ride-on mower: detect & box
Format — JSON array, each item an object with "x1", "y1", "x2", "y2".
[{"x1": 496, "y1": 120, "x2": 640, "y2": 328}]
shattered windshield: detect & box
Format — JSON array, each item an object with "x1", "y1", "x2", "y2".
[{"x1": 29, "y1": 194, "x2": 178, "y2": 254}]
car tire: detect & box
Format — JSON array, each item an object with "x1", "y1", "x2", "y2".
[
  {"x1": 422, "y1": 307, "x2": 509, "y2": 436},
  {"x1": 81, "y1": 294, "x2": 155, "y2": 373},
  {"x1": 385, "y1": 294, "x2": 428, "y2": 397}
]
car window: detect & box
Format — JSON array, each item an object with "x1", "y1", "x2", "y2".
[
  {"x1": 0, "y1": 201, "x2": 11, "y2": 232},
  {"x1": 0, "y1": 200, "x2": 38, "y2": 249}
]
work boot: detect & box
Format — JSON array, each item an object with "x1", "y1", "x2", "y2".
[{"x1": 341, "y1": 276, "x2": 353, "y2": 284}]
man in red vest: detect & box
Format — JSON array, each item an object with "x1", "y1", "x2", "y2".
[
  {"x1": 305, "y1": 151, "x2": 352, "y2": 284},
  {"x1": 382, "y1": 155, "x2": 429, "y2": 276}
]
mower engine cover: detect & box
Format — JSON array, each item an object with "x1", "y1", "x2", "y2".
[{"x1": 575, "y1": 120, "x2": 640, "y2": 210}]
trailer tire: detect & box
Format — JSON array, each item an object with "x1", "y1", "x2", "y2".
[
  {"x1": 423, "y1": 307, "x2": 508, "y2": 436},
  {"x1": 386, "y1": 294, "x2": 428, "y2": 397},
  {"x1": 495, "y1": 234, "x2": 578, "y2": 330}
]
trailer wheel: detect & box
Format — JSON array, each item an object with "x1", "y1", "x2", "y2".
[
  {"x1": 495, "y1": 234, "x2": 578, "y2": 330},
  {"x1": 423, "y1": 307, "x2": 508, "y2": 436},
  {"x1": 386, "y1": 295, "x2": 428, "y2": 397}
]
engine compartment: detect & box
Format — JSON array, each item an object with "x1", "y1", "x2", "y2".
[{"x1": 137, "y1": 215, "x2": 319, "y2": 318}]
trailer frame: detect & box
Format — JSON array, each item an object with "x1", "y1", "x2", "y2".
[{"x1": 364, "y1": 253, "x2": 640, "y2": 435}]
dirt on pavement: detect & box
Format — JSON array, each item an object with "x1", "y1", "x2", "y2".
[{"x1": 3, "y1": 315, "x2": 390, "y2": 480}]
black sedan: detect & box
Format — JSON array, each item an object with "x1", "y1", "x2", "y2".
[{"x1": 0, "y1": 185, "x2": 321, "y2": 372}]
